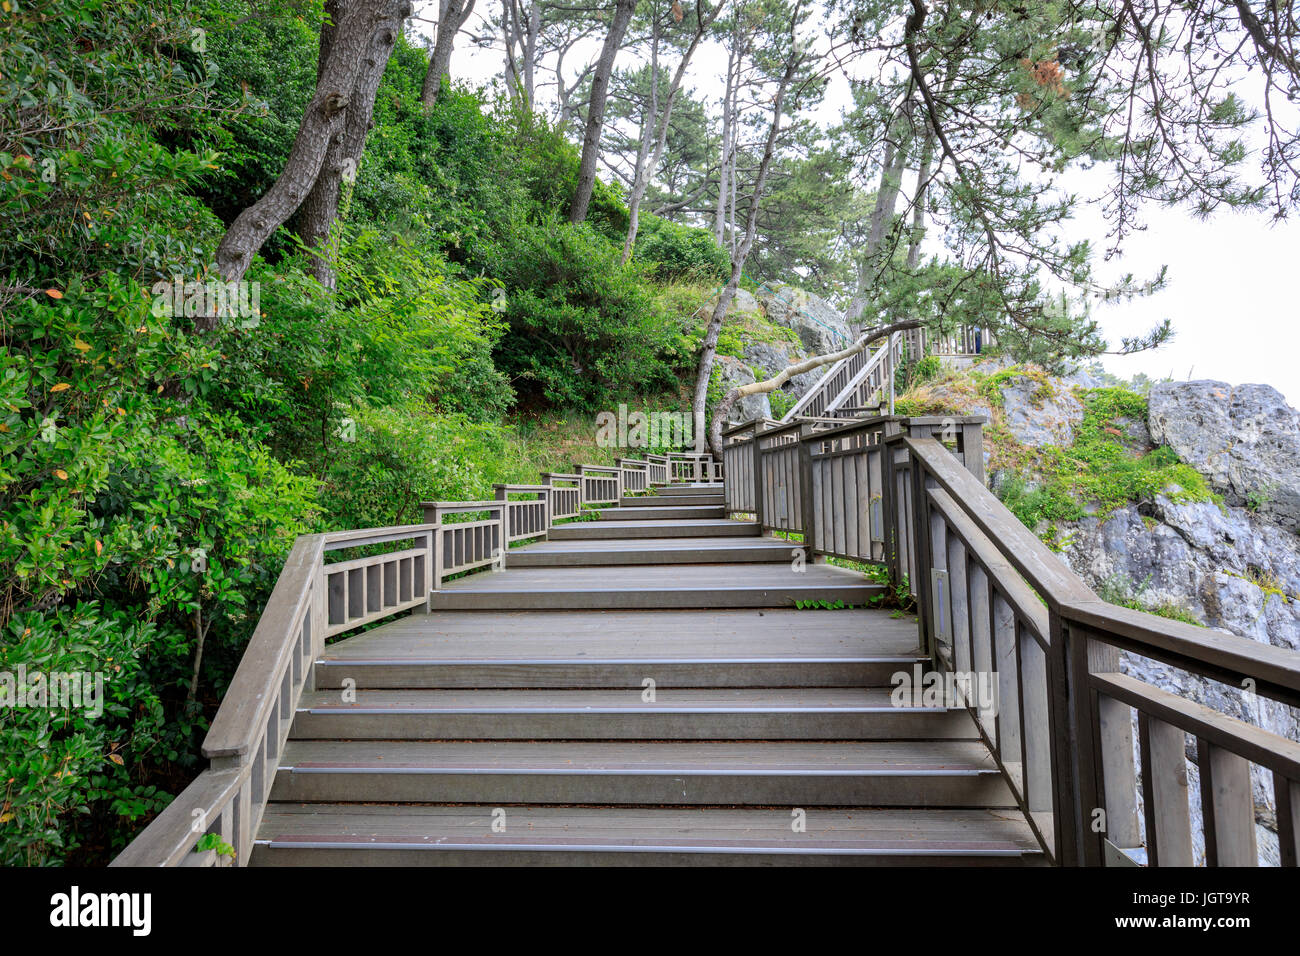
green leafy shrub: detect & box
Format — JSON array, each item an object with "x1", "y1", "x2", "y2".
[
  {"x1": 632, "y1": 214, "x2": 730, "y2": 281},
  {"x1": 490, "y1": 219, "x2": 681, "y2": 409}
]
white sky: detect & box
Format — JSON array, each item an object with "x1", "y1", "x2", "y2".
[{"x1": 413, "y1": 5, "x2": 1300, "y2": 405}]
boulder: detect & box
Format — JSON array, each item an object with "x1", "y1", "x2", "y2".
[
  {"x1": 998, "y1": 374, "x2": 1083, "y2": 447},
  {"x1": 1148, "y1": 380, "x2": 1300, "y2": 530},
  {"x1": 755, "y1": 283, "x2": 853, "y2": 355},
  {"x1": 713, "y1": 355, "x2": 771, "y2": 423},
  {"x1": 742, "y1": 340, "x2": 823, "y2": 400},
  {"x1": 1062, "y1": 495, "x2": 1300, "y2": 862},
  {"x1": 728, "y1": 288, "x2": 760, "y2": 314}
]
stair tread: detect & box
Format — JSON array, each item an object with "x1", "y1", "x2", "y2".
[
  {"x1": 279, "y1": 739, "x2": 1000, "y2": 773},
  {"x1": 564, "y1": 518, "x2": 750, "y2": 529},
  {"x1": 256, "y1": 804, "x2": 1041, "y2": 854},
  {"x1": 436, "y1": 563, "x2": 878, "y2": 593},
  {"x1": 295, "y1": 687, "x2": 951, "y2": 712},
  {"x1": 515, "y1": 536, "x2": 791, "y2": 554},
  {"x1": 320, "y1": 608, "x2": 922, "y2": 662}
]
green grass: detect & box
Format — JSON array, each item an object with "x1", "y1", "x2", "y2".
[
  {"x1": 1096, "y1": 573, "x2": 1203, "y2": 626},
  {"x1": 997, "y1": 387, "x2": 1215, "y2": 538}
]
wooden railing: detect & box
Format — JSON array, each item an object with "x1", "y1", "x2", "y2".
[
  {"x1": 110, "y1": 525, "x2": 436, "y2": 867},
  {"x1": 781, "y1": 331, "x2": 913, "y2": 423},
  {"x1": 926, "y1": 325, "x2": 995, "y2": 356},
  {"x1": 723, "y1": 411, "x2": 1300, "y2": 866},
  {"x1": 111, "y1": 448, "x2": 684, "y2": 867},
  {"x1": 667, "y1": 451, "x2": 723, "y2": 483}
]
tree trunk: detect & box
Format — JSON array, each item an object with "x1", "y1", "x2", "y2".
[
  {"x1": 692, "y1": 48, "x2": 801, "y2": 453},
  {"x1": 421, "y1": 0, "x2": 476, "y2": 107},
  {"x1": 569, "y1": 0, "x2": 637, "y2": 224},
  {"x1": 621, "y1": 13, "x2": 659, "y2": 263},
  {"x1": 623, "y1": 0, "x2": 721, "y2": 264},
  {"x1": 300, "y1": 0, "x2": 409, "y2": 289},
  {"x1": 214, "y1": 0, "x2": 389, "y2": 292},
  {"x1": 845, "y1": 110, "x2": 910, "y2": 326},
  {"x1": 713, "y1": 29, "x2": 737, "y2": 243},
  {"x1": 906, "y1": 117, "x2": 936, "y2": 270}
]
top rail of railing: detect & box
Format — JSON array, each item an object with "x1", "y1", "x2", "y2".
[
  {"x1": 721, "y1": 413, "x2": 1300, "y2": 867},
  {"x1": 111, "y1": 446, "x2": 700, "y2": 868}
]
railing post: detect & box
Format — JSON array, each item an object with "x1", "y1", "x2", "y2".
[
  {"x1": 494, "y1": 486, "x2": 510, "y2": 567},
  {"x1": 882, "y1": 434, "x2": 901, "y2": 592},
  {"x1": 1047, "y1": 611, "x2": 1086, "y2": 865},
  {"x1": 752, "y1": 423, "x2": 765, "y2": 529},
  {"x1": 422, "y1": 503, "x2": 444, "y2": 592},
  {"x1": 909, "y1": 455, "x2": 935, "y2": 659},
  {"x1": 797, "y1": 424, "x2": 818, "y2": 558},
  {"x1": 961, "y1": 420, "x2": 985, "y2": 486}
]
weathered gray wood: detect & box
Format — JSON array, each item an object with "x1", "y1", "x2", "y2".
[
  {"x1": 252, "y1": 804, "x2": 1042, "y2": 867},
  {"x1": 1096, "y1": 692, "x2": 1141, "y2": 850},
  {"x1": 1141, "y1": 714, "x2": 1195, "y2": 867},
  {"x1": 1202, "y1": 742, "x2": 1258, "y2": 866}
]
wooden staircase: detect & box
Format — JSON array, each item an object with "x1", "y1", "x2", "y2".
[
  {"x1": 251, "y1": 484, "x2": 1043, "y2": 866},
  {"x1": 115, "y1": 419, "x2": 1300, "y2": 869}
]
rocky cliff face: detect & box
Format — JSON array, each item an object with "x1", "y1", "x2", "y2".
[{"x1": 905, "y1": 360, "x2": 1300, "y2": 864}]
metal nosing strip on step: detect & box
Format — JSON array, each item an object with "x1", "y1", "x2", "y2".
[
  {"x1": 280, "y1": 766, "x2": 996, "y2": 776},
  {"x1": 257, "y1": 839, "x2": 1026, "y2": 856},
  {"x1": 316, "y1": 656, "x2": 923, "y2": 666}
]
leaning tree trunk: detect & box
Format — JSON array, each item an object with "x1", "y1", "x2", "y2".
[
  {"x1": 213, "y1": 0, "x2": 389, "y2": 295},
  {"x1": 622, "y1": 0, "x2": 721, "y2": 263},
  {"x1": 706, "y1": 318, "x2": 926, "y2": 456},
  {"x1": 568, "y1": 0, "x2": 637, "y2": 224},
  {"x1": 713, "y1": 31, "x2": 737, "y2": 243},
  {"x1": 691, "y1": 49, "x2": 800, "y2": 454},
  {"x1": 844, "y1": 109, "x2": 911, "y2": 327},
  {"x1": 300, "y1": 0, "x2": 409, "y2": 288},
  {"x1": 421, "y1": 0, "x2": 476, "y2": 107},
  {"x1": 621, "y1": 14, "x2": 659, "y2": 263}
]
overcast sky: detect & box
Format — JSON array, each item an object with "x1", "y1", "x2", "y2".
[{"x1": 415, "y1": 7, "x2": 1300, "y2": 406}]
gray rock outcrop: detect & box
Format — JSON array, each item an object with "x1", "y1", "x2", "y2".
[
  {"x1": 998, "y1": 375, "x2": 1084, "y2": 447},
  {"x1": 713, "y1": 355, "x2": 771, "y2": 423},
  {"x1": 1149, "y1": 380, "x2": 1300, "y2": 530},
  {"x1": 754, "y1": 284, "x2": 853, "y2": 355}
]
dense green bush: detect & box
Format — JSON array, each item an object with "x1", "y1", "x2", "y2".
[
  {"x1": 1, "y1": 0, "x2": 706, "y2": 866},
  {"x1": 490, "y1": 219, "x2": 684, "y2": 409},
  {"x1": 633, "y1": 214, "x2": 731, "y2": 282}
]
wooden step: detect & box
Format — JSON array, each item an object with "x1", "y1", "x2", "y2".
[
  {"x1": 623, "y1": 493, "x2": 723, "y2": 507},
  {"x1": 290, "y1": 687, "x2": 975, "y2": 740},
  {"x1": 315, "y1": 608, "x2": 924, "y2": 688},
  {"x1": 429, "y1": 564, "x2": 884, "y2": 610},
  {"x1": 599, "y1": 504, "x2": 725, "y2": 520},
  {"x1": 549, "y1": 518, "x2": 757, "y2": 540},
  {"x1": 251, "y1": 805, "x2": 1046, "y2": 867},
  {"x1": 652, "y1": 483, "x2": 723, "y2": 495},
  {"x1": 507, "y1": 536, "x2": 794, "y2": 568},
  {"x1": 270, "y1": 740, "x2": 1016, "y2": 807}
]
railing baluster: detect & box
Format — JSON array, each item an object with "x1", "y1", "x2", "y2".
[
  {"x1": 1200, "y1": 740, "x2": 1258, "y2": 866},
  {"x1": 1097, "y1": 692, "x2": 1141, "y2": 855},
  {"x1": 1141, "y1": 714, "x2": 1195, "y2": 866}
]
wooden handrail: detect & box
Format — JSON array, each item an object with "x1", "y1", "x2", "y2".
[
  {"x1": 203, "y1": 535, "x2": 322, "y2": 761},
  {"x1": 896, "y1": 432, "x2": 1300, "y2": 866},
  {"x1": 718, "y1": 413, "x2": 1300, "y2": 867},
  {"x1": 113, "y1": 451, "x2": 684, "y2": 867}
]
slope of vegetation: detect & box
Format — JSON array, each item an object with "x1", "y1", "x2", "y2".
[
  {"x1": 0, "y1": 1, "x2": 725, "y2": 865},
  {"x1": 896, "y1": 365, "x2": 1215, "y2": 548}
]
